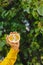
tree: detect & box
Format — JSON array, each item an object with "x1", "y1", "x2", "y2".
[{"x1": 0, "y1": 0, "x2": 43, "y2": 65}]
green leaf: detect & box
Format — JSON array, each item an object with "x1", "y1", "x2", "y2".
[
  {"x1": 1, "y1": 10, "x2": 6, "y2": 18},
  {"x1": 0, "y1": 31, "x2": 2, "y2": 36},
  {"x1": 40, "y1": 27, "x2": 43, "y2": 34},
  {"x1": 35, "y1": 28, "x2": 40, "y2": 33},
  {"x1": 24, "y1": 7, "x2": 30, "y2": 13},
  {"x1": 32, "y1": 10, "x2": 39, "y2": 19},
  {"x1": 0, "y1": 40, "x2": 6, "y2": 51},
  {"x1": 37, "y1": 5, "x2": 43, "y2": 16},
  {"x1": 0, "y1": 40, "x2": 6, "y2": 48}
]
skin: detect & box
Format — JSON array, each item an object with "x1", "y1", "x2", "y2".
[
  {"x1": 0, "y1": 32, "x2": 20, "y2": 65},
  {"x1": 6, "y1": 32, "x2": 20, "y2": 50}
]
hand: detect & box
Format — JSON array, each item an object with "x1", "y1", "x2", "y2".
[{"x1": 6, "y1": 32, "x2": 20, "y2": 50}]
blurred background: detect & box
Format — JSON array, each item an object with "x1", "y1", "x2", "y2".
[{"x1": 0, "y1": 0, "x2": 43, "y2": 65}]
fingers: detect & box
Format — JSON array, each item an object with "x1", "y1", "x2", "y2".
[
  {"x1": 6, "y1": 34, "x2": 20, "y2": 44},
  {"x1": 10, "y1": 41, "x2": 19, "y2": 47},
  {"x1": 10, "y1": 32, "x2": 17, "y2": 34},
  {"x1": 6, "y1": 35, "x2": 11, "y2": 44},
  {"x1": 6, "y1": 32, "x2": 20, "y2": 49},
  {"x1": 11, "y1": 42, "x2": 20, "y2": 49},
  {"x1": 10, "y1": 32, "x2": 12, "y2": 34}
]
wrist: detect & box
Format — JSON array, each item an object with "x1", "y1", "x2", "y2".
[
  {"x1": 11, "y1": 46, "x2": 19, "y2": 51},
  {"x1": 11, "y1": 47, "x2": 20, "y2": 54}
]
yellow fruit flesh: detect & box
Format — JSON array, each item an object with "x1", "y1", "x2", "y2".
[
  {"x1": 9, "y1": 34, "x2": 20, "y2": 42},
  {"x1": 14, "y1": 35, "x2": 19, "y2": 41},
  {"x1": 9, "y1": 35, "x2": 14, "y2": 41}
]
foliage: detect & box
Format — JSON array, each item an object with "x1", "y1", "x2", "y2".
[{"x1": 0, "y1": 0, "x2": 43, "y2": 65}]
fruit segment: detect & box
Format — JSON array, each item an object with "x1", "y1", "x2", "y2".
[{"x1": 8, "y1": 33, "x2": 20, "y2": 42}]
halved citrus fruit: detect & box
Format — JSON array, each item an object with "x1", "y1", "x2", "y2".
[{"x1": 8, "y1": 32, "x2": 20, "y2": 43}]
